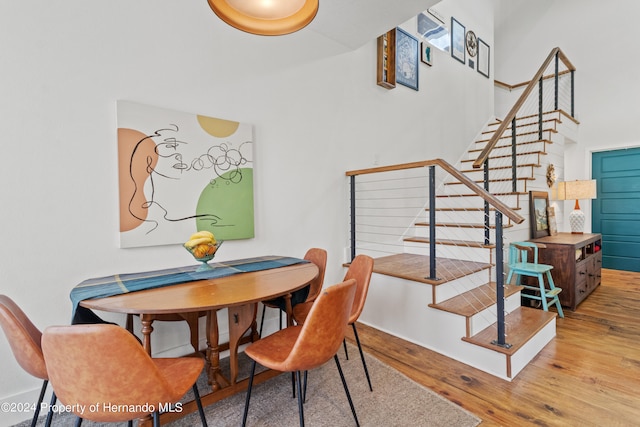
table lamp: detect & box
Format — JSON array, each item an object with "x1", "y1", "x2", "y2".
[{"x1": 555, "y1": 180, "x2": 597, "y2": 234}]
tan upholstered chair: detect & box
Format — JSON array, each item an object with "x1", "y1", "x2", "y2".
[
  {"x1": 42, "y1": 323, "x2": 208, "y2": 427},
  {"x1": 0, "y1": 295, "x2": 56, "y2": 427},
  {"x1": 293, "y1": 254, "x2": 374, "y2": 391},
  {"x1": 242, "y1": 279, "x2": 359, "y2": 427},
  {"x1": 259, "y1": 248, "x2": 327, "y2": 336}
]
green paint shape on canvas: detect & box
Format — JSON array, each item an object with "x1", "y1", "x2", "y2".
[{"x1": 195, "y1": 168, "x2": 254, "y2": 240}]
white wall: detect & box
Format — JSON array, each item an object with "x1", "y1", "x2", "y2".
[
  {"x1": 0, "y1": 0, "x2": 494, "y2": 420},
  {"x1": 493, "y1": 0, "x2": 640, "y2": 230}
]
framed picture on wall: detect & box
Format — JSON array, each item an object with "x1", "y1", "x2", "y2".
[
  {"x1": 529, "y1": 191, "x2": 550, "y2": 238},
  {"x1": 420, "y1": 41, "x2": 433, "y2": 66},
  {"x1": 477, "y1": 38, "x2": 490, "y2": 78},
  {"x1": 451, "y1": 17, "x2": 465, "y2": 64},
  {"x1": 395, "y1": 27, "x2": 419, "y2": 90}
]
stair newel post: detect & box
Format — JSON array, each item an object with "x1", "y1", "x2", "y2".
[
  {"x1": 554, "y1": 51, "x2": 559, "y2": 111},
  {"x1": 511, "y1": 117, "x2": 517, "y2": 193},
  {"x1": 538, "y1": 77, "x2": 544, "y2": 140},
  {"x1": 570, "y1": 69, "x2": 575, "y2": 118},
  {"x1": 349, "y1": 175, "x2": 356, "y2": 262},
  {"x1": 491, "y1": 211, "x2": 511, "y2": 349},
  {"x1": 483, "y1": 160, "x2": 490, "y2": 246},
  {"x1": 428, "y1": 166, "x2": 437, "y2": 280}
]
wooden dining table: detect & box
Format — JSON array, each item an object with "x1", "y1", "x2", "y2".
[{"x1": 77, "y1": 259, "x2": 318, "y2": 426}]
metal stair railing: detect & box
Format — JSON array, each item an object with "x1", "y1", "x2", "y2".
[{"x1": 346, "y1": 159, "x2": 524, "y2": 348}]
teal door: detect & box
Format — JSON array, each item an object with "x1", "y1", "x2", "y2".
[{"x1": 592, "y1": 147, "x2": 640, "y2": 272}]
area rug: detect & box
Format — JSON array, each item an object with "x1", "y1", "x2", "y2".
[{"x1": 17, "y1": 345, "x2": 480, "y2": 426}]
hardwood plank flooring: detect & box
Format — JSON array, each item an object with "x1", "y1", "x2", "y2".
[{"x1": 345, "y1": 268, "x2": 640, "y2": 426}]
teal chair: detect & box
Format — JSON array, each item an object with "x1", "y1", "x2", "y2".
[{"x1": 507, "y1": 242, "x2": 564, "y2": 318}]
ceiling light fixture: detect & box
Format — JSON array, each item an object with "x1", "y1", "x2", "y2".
[{"x1": 207, "y1": 0, "x2": 319, "y2": 36}]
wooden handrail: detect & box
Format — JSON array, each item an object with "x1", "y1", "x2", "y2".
[
  {"x1": 345, "y1": 158, "x2": 524, "y2": 224},
  {"x1": 472, "y1": 47, "x2": 576, "y2": 169},
  {"x1": 495, "y1": 69, "x2": 572, "y2": 91}
]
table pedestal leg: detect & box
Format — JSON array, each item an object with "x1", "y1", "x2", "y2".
[
  {"x1": 205, "y1": 310, "x2": 228, "y2": 391},
  {"x1": 228, "y1": 303, "x2": 257, "y2": 384},
  {"x1": 140, "y1": 314, "x2": 154, "y2": 354}
]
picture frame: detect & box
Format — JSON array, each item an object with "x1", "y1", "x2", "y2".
[
  {"x1": 395, "y1": 27, "x2": 419, "y2": 91},
  {"x1": 477, "y1": 37, "x2": 490, "y2": 78},
  {"x1": 547, "y1": 206, "x2": 558, "y2": 236},
  {"x1": 529, "y1": 191, "x2": 550, "y2": 239},
  {"x1": 417, "y1": 12, "x2": 450, "y2": 52},
  {"x1": 451, "y1": 17, "x2": 465, "y2": 64},
  {"x1": 420, "y1": 41, "x2": 432, "y2": 66}
]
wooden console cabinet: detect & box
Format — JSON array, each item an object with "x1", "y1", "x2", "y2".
[{"x1": 528, "y1": 233, "x2": 602, "y2": 311}]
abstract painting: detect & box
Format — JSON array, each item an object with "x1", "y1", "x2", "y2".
[{"x1": 117, "y1": 101, "x2": 254, "y2": 248}]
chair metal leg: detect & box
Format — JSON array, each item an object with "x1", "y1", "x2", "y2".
[
  {"x1": 295, "y1": 371, "x2": 305, "y2": 427},
  {"x1": 242, "y1": 359, "x2": 257, "y2": 426},
  {"x1": 44, "y1": 391, "x2": 56, "y2": 427},
  {"x1": 303, "y1": 370, "x2": 308, "y2": 403},
  {"x1": 334, "y1": 355, "x2": 360, "y2": 427},
  {"x1": 74, "y1": 417, "x2": 82, "y2": 427},
  {"x1": 127, "y1": 421, "x2": 133, "y2": 427},
  {"x1": 193, "y1": 383, "x2": 208, "y2": 427},
  {"x1": 343, "y1": 338, "x2": 349, "y2": 360},
  {"x1": 259, "y1": 304, "x2": 266, "y2": 336},
  {"x1": 352, "y1": 323, "x2": 373, "y2": 391},
  {"x1": 30, "y1": 380, "x2": 47, "y2": 427},
  {"x1": 153, "y1": 411, "x2": 160, "y2": 427}
]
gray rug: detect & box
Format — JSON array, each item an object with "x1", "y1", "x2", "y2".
[{"x1": 17, "y1": 345, "x2": 480, "y2": 426}]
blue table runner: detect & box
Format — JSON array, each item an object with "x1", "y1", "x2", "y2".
[{"x1": 70, "y1": 255, "x2": 309, "y2": 324}]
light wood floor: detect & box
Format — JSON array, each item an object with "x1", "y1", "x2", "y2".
[{"x1": 345, "y1": 268, "x2": 640, "y2": 426}]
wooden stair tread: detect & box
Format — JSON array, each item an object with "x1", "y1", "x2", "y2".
[
  {"x1": 461, "y1": 151, "x2": 547, "y2": 163},
  {"x1": 470, "y1": 139, "x2": 553, "y2": 151},
  {"x1": 461, "y1": 163, "x2": 540, "y2": 173},
  {"x1": 438, "y1": 192, "x2": 526, "y2": 197},
  {"x1": 444, "y1": 177, "x2": 534, "y2": 186},
  {"x1": 475, "y1": 129, "x2": 557, "y2": 144},
  {"x1": 429, "y1": 282, "x2": 523, "y2": 317},
  {"x1": 372, "y1": 253, "x2": 491, "y2": 285},
  {"x1": 424, "y1": 207, "x2": 521, "y2": 212},
  {"x1": 403, "y1": 236, "x2": 495, "y2": 248},
  {"x1": 414, "y1": 221, "x2": 514, "y2": 229},
  {"x1": 461, "y1": 306, "x2": 557, "y2": 356}
]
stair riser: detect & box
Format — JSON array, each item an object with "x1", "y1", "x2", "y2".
[
  {"x1": 435, "y1": 194, "x2": 521, "y2": 209},
  {"x1": 475, "y1": 130, "x2": 555, "y2": 148},
  {"x1": 487, "y1": 111, "x2": 562, "y2": 129},
  {"x1": 462, "y1": 152, "x2": 546, "y2": 167},
  {"x1": 482, "y1": 122, "x2": 558, "y2": 137},
  {"x1": 440, "y1": 180, "x2": 531, "y2": 195},
  {"x1": 404, "y1": 241, "x2": 493, "y2": 263},
  {"x1": 432, "y1": 270, "x2": 492, "y2": 303},
  {"x1": 462, "y1": 166, "x2": 536, "y2": 181},
  {"x1": 467, "y1": 141, "x2": 550, "y2": 160},
  {"x1": 414, "y1": 226, "x2": 500, "y2": 243},
  {"x1": 419, "y1": 210, "x2": 511, "y2": 225},
  {"x1": 468, "y1": 292, "x2": 522, "y2": 336}
]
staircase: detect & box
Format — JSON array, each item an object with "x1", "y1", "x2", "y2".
[{"x1": 346, "y1": 48, "x2": 578, "y2": 381}]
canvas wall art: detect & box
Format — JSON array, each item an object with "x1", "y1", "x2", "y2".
[{"x1": 117, "y1": 101, "x2": 254, "y2": 248}]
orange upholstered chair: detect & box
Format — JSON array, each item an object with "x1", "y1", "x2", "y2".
[
  {"x1": 259, "y1": 248, "x2": 327, "y2": 336},
  {"x1": 242, "y1": 279, "x2": 359, "y2": 427},
  {"x1": 0, "y1": 295, "x2": 56, "y2": 427},
  {"x1": 42, "y1": 324, "x2": 208, "y2": 427},
  {"x1": 293, "y1": 254, "x2": 374, "y2": 391}
]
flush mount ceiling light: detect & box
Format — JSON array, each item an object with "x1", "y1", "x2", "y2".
[{"x1": 207, "y1": 0, "x2": 319, "y2": 36}]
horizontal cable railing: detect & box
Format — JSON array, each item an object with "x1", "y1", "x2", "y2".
[
  {"x1": 473, "y1": 47, "x2": 576, "y2": 175},
  {"x1": 346, "y1": 159, "x2": 524, "y2": 347}
]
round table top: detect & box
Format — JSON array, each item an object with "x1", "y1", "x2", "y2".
[{"x1": 79, "y1": 262, "x2": 319, "y2": 315}]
